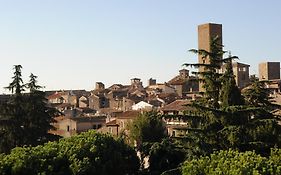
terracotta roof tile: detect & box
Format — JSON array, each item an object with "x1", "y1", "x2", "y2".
[
  {"x1": 116, "y1": 111, "x2": 141, "y2": 119},
  {"x1": 161, "y1": 99, "x2": 193, "y2": 112},
  {"x1": 106, "y1": 119, "x2": 119, "y2": 126},
  {"x1": 168, "y1": 75, "x2": 187, "y2": 85},
  {"x1": 47, "y1": 93, "x2": 62, "y2": 100},
  {"x1": 69, "y1": 116, "x2": 106, "y2": 123},
  {"x1": 56, "y1": 103, "x2": 73, "y2": 108}
]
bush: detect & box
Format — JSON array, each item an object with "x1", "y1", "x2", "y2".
[
  {"x1": 149, "y1": 139, "x2": 185, "y2": 174},
  {"x1": 0, "y1": 130, "x2": 140, "y2": 175},
  {"x1": 181, "y1": 148, "x2": 281, "y2": 175}
]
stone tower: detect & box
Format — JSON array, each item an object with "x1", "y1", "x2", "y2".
[
  {"x1": 232, "y1": 62, "x2": 250, "y2": 89},
  {"x1": 259, "y1": 62, "x2": 280, "y2": 80},
  {"x1": 198, "y1": 23, "x2": 222, "y2": 91}
]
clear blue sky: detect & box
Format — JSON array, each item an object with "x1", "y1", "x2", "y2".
[{"x1": 1, "y1": 0, "x2": 280, "y2": 93}]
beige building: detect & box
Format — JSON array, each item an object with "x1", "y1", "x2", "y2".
[
  {"x1": 161, "y1": 99, "x2": 193, "y2": 115},
  {"x1": 100, "y1": 111, "x2": 141, "y2": 136},
  {"x1": 146, "y1": 83, "x2": 176, "y2": 95},
  {"x1": 259, "y1": 62, "x2": 280, "y2": 80},
  {"x1": 161, "y1": 99, "x2": 194, "y2": 137},
  {"x1": 198, "y1": 23, "x2": 222, "y2": 92},
  {"x1": 168, "y1": 69, "x2": 199, "y2": 96},
  {"x1": 47, "y1": 90, "x2": 87, "y2": 107},
  {"x1": 51, "y1": 116, "x2": 106, "y2": 137},
  {"x1": 132, "y1": 101, "x2": 153, "y2": 111},
  {"x1": 78, "y1": 96, "x2": 88, "y2": 108}
]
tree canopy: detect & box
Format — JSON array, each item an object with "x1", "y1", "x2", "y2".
[
  {"x1": 181, "y1": 36, "x2": 281, "y2": 156},
  {"x1": 128, "y1": 111, "x2": 166, "y2": 147},
  {"x1": 181, "y1": 148, "x2": 281, "y2": 175},
  {"x1": 0, "y1": 130, "x2": 140, "y2": 175},
  {"x1": 0, "y1": 65, "x2": 59, "y2": 153}
]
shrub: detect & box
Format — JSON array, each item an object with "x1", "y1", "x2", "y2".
[
  {"x1": 182, "y1": 149, "x2": 281, "y2": 175},
  {"x1": 0, "y1": 130, "x2": 140, "y2": 175}
]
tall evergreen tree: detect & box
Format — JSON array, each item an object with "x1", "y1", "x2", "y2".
[
  {"x1": 24, "y1": 73, "x2": 59, "y2": 145},
  {"x1": 182, "y1": 36, "x2": 240, "y2": 152},
  {"x1": 243, "y1": 80, "x2": 273, "y2": 108},
  {"x1": 0, "y1": 65, "x2": 26, "y2": 152},
  {"x1": 220, "y1": 57, "x2": 244, "y2": 107},
  {"x1": 0, "y1": 66, "x2": 59, "y2": 153},
  {"x1": 5, "y1": 65, "x2": 25, "y2": 95},
  {"x1": 180, "y1": 36, "x2": 281, "y2": 156},
  {"x1": 185, "y1": 36, "x2": 239, "y2": 109},
  {"x1": 241, "y1": 80, "x2": 281, "y2": 154}
]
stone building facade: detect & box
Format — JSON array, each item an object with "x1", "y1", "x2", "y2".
[
  {"x1": 232, "y1": 62, "x2": 250, "y2": 89},
  {"x1": 259, "y1": 62, "x2": 280, "y2": 80}
]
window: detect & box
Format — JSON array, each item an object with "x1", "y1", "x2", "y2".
[
  {"x1": 239, "y1": 67, "x2": 247, "y2": 72},
  {"x1": 67, "y1": 125, "x2": 70, "y2": 132}
]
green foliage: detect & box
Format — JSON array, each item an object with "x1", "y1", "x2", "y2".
[
  {"x1": 128, "y1": 111, "x2": 166, "y2": 146},
  {"x1": 148, "y1": 139, "x2": 185, "y2": 175},
  {"x1": 181, "y1": 37, "x2": 281, "y2": 156},
  {"x1": 0, "y1": 65, "x2": 26, "y2": 152},
  {"x1": 185, "y1": 36, "x2": 231, "y2": 108},
  {"x1": 181, "y1": 149, "x2": 281, "y2": 175},
  {"x1": 243, "y1": 80, "x2": 273, "y2": 108},
  {"x1": 128, "y1": 111, "x2": 186, "y2": 174},
  {"x1": 23, "y1": 73, "x2": 59, "y2": 146},
  {"x1": 220, "y1": 58, "x2": 244, "y2": 107},
  {"x1": 5, "y1": 65, "x2": 25, "y2": 95},
  {"x1": 0, "y1": 130, "x2": 140, "y2": 175},
  {"x1": 0, "y1": 65, "x2": 59, "y2": 153}
]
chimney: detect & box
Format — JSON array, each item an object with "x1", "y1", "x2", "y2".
[
  {"x1": 95, "y1": 82, "x2": 105, "y2": 91},
  {"x1": 131, "y1": 78, "x2": 142, "y2": 86},
  {"x1": 148, "y1": 78, "x2": 156, "y2": 86},
  {"x1": 179, "y1": 69, "x2": 189, "y2": 78}
]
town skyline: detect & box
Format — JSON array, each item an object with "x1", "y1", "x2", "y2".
[{"x1": 1, "y1": 0, "x2": 281, "y2": 93}]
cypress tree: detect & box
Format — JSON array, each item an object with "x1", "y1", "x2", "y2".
[{"x1": 220, "y1": 58, "x2": 244, "y2": 107}]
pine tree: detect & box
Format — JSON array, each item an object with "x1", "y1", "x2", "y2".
[
  {"x1": 0, "y1": 66, "x2": 59, "y2": 153},
  {"x1": 180, "y1": 36, "x2": 281, "y2": 156},
  {"x1": 185, "y1": 36, "x2": 238, "y2": 108},
  {"x1": 24, "y1": 73, "x2": 59, "y2": 145},
  {"x1": 0, "y1": 65, "x2": 26, "y2": 152},
  {"x1": 179, "y1": 36, "x2": 234, "y2": 154},
  {"x1": 241, "y1": 80, "x2": 281, "y2": 154},
  {"x1": 5, "y1": 65, "x2": 25, "y2": 95}
]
